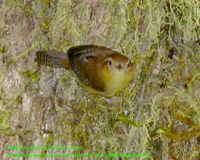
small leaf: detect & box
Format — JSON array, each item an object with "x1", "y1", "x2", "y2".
[{"x1": 117, "y1": 115, "x2": 142, "y2": 127}]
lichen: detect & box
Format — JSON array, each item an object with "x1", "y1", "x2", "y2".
[{"x1": 0, "y1": 0, "x2": 199, "y2": 159}]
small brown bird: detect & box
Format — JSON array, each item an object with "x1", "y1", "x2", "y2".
[{"x1": 35, "y1": 45, "x2": 135, "y2": 96}]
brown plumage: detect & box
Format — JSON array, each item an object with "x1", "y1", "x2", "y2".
[{"x1": 35, "y1": 45, "x2": 135, "y2": 96}]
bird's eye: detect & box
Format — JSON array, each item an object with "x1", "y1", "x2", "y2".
[
  {"x1": 127, "y1": 62, "x2": 130, "y2": 68},
  {"x1": 108, "y1": 60, "x2": 112, "y2": 66}
]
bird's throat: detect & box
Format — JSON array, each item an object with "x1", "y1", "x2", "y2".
[{"x1": 103, "y1": 70, "x2": 131, "y2": 96}]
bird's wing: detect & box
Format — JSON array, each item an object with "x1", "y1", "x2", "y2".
[{"x1": 67, "y1": 45, "x2": 115, "y2": 92}]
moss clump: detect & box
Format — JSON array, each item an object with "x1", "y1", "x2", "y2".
[{"x1": 0, "y1": 0, "x2": 199, "y2": 159}]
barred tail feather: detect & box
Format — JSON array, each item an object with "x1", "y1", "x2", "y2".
[{"x1": 35, "y1": 51, "x2": 71, "y2": 70}]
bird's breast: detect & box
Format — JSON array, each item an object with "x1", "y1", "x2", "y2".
[{"x1": 103, "y1": 70, "x2": 132, "y2": 96}]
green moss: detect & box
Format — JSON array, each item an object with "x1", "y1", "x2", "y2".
[
  {"x1": 0, "y1": 0, "x2": 199, "y2": 159},
  {"x1": 4, "y1": 0, "x2": 24, "y2": 7},
  {"x1": 0, "y1": 110, "x2": 12, "y2": 130}
]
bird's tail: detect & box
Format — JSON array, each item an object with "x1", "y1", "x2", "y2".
[{"x1": 35, "y1": 50, "x2": 72, "y2": 70}]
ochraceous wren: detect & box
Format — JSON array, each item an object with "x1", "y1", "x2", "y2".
[{"x1": 35, "y1": 45, "x2": 135, "y2": 96}]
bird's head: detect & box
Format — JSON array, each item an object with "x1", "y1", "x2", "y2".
[
  {"x1": 102, "y1": 53, "x2": 135, "y2": 78},
  {"x1": 102, "y1": 53, "x2": 135, "y2": 95}
]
